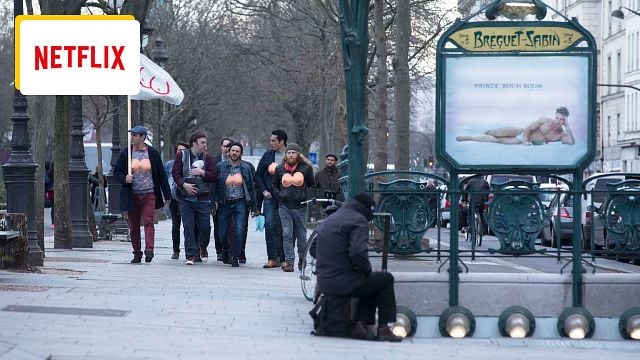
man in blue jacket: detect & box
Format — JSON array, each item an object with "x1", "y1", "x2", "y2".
[
  {"x1": 255, "y1": 130, "x2": 287, "y2": 268},
  {"x1": 310, "y1": 193, "x2": 402, "y2": 342},
  {"x1": 214, "y1": 142, "x2": 258, "y2": 267}
]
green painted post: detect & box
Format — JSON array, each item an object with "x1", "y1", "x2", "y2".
[
  {"x1": 572, "y1": 171, "x2": 584, "y2": 306},
  {"x1": 338, "y1": 0, "x2": 370, "y2": 196},
  {"x1": 449, "y1": 171, "x2": 460, "y2": 306}
]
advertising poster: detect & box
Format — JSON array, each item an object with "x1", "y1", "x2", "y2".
[{"x1": 444, "y1": 55, "x2": 589, "y2": 167}]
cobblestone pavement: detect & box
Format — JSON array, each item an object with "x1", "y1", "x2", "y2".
[{"x1": 0, "y1": 217, "x2": 638, "y2": 359}]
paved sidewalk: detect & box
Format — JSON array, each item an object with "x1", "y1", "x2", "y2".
[{"x1": 0, "y1": 217, "x2": 638, "y2": 359}]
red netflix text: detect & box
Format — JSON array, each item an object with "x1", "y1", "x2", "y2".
[{"x1": 34, "y1": 45, "x2": 125, "y2": 70}]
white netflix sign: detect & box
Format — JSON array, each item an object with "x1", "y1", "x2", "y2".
[{"x1": 16, "y1": 15, "x2": 140, "y2": 95}]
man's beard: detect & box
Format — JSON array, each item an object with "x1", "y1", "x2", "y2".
[{"x1": 285, "y1": 156, "x2": 298, "y2": 165}]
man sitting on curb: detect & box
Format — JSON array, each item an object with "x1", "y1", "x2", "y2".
[{"x1": 310, "y1": 192, "x2": 402, "y2": 342}]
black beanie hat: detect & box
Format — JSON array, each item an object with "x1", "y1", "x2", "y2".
[{"x1": 353, "y1": 192, "x2": 375, "y2": 211}]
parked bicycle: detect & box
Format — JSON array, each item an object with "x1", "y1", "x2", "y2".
[
  {"x1": 466, "y1": 202, "x2": 484, "y2": 247},
  {"x1": 299, "y1": 198, "x2": 343, "y2": 302}
]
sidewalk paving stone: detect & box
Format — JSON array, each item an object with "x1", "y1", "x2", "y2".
[{"x1": 0, "y1": 217, "x2": 638, "y2": 359}]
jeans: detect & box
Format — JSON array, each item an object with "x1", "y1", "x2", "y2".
[
  {"x1": 129, "y1": 193, "x2": 156, "y2": 256},
  {"x1": 348, "y1": 272, "x2": 397, "y2": 326},
  {"x1": 279, "y1": 206, "x2": 306, "y2": 264},
  {"x1": 169, "y1": 199, "x2": 181, "y2": 253},
  {"x1": 180, "y1": 200, "x2": 211, "y2": 259},
  {"x1": 218, "y1": 201, "x2": 247, "y2": 258},
  {"x1": 263, "y1": 198, "x2": 282, "y2": 260}
]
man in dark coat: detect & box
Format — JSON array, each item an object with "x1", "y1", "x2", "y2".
[
  {"x1": 310, "y1": 192, "x2": 402, "y2": 342},
  {"x1": 271, "y1": 142, "x2": 314, "y2": 272},
  {"x1": 114, "y1": 126, "x2": 171, "y2": 264},
  {"x1": 172, "y1": 130, "x2": 217, "y2": 265},
  {"x1": 314, "y1": 153, "x2": 341, "y2": 196}
]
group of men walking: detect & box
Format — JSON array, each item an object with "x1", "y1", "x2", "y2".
[
  {"x1": 113, "y1": 127, "x2": 339, "y2": 271},
  {"x1": 113, "y1": 126, "x2": 400, "y2": 342}
]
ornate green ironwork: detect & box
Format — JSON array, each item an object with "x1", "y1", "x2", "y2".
[
  {"x1": 600, "y1": 180, "x2": 640, "y2": 252},
  {"x1": 486, "y1": 181, "x2": 547, "y2": 255},
  {"x1": 374, "y1": 179, "x2": 436, "y2": 254}
]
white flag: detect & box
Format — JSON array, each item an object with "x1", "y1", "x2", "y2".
[{"x1": 131, "y1": 54, "x2": 184, "y2": 105}]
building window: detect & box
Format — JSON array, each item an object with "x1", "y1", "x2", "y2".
[{"x1": 617, "y1": 113, "x2": 621, "y2": 142}]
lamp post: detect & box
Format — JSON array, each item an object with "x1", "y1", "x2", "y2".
[
  {"x1": 611, "y1": 6, "x2": 640, "y2": 19},
  {"x1": 1, "y1": 0, "x2": 42, "y2": 265},
  {"x1": 152, "y1": 37, "x2": 168, "y2": 152},
  {"x1": 338, "y1": 0, "x2": 371, "y2": 196},
  {"x1": 68, "y1": 96, "x2": 92, "y2": 247}
]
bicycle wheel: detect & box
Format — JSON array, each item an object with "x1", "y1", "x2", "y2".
[
  {"x1": 474, "y1": 212, "x2": 483, "y2": 247},
  {"x1": 300, "y1": 230, "x2": 318, "y2": 302}
]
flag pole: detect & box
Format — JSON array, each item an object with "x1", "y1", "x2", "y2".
[{"x1": 127, "y1": 95, "x2": 132, "y2": 175}]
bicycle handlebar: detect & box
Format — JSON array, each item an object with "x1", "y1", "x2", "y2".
[{"x1": 300, "y1": 198, "x2": 344, "y2": 206}]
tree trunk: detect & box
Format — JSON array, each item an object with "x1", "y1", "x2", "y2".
[
  {"x1": 53, "y1": 95, "x2": 72, "y2": 249},
  {"x1": 373, "y1": 0, "x2": 389, "y2": 172},
  {"x1": 393, "y1": 0, "x2": 411, "y2": 171}
]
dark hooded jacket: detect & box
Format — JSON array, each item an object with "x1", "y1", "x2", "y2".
[
  {"x1": 271, "y1": 161, "x2": 315, "y2": 209},
  {"x1": 310, "y1": 198, "x2": 373, "y2": 296},
  {"x1": 113, "y1": 146, "x2": 171, "y2": 211}
]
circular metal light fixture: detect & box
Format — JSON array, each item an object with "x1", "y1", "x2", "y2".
[
  {"x1": 498, "y1": 306, "x2": 536, "y2": 338},
  {"x1": 392, "y1": 306, "x2": 418, "y2": 338},
  {"x1": 439, "y1": 306, "x2": 475, "y2": 338},
  {"x1": 557, "y1": 307, "x2": 595, "y2": 339},
  {"x1": 619, "y1": 307, "x2": 640, "y2": 340}
]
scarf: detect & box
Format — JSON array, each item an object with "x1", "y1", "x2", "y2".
[{"x1": 284, "y1": 162, "x2": 298, "y2": 173}]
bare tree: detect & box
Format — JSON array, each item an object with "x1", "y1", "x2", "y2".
[
  {"x1": 372, "y1": 0, "x2": 389, "y2": 172},
  {"x1": 393, "y1": 0, "x2": 411, "y2": 171}
]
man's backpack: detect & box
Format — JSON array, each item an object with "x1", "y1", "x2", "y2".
[{"x1": 309, "y1": 294, "x2": 354, "y2": 337}]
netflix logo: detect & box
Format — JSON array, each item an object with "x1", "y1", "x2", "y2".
[
  {"x1": 34, "y1": 45, "x2": 126, "y2": 70},
  {"x1": 16, "y1": 15, "x2": 139, "y2": 95}
]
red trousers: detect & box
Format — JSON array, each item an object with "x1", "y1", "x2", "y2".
[{"x1": 129, "y1": 193, "x2": 156, "y2": 256}]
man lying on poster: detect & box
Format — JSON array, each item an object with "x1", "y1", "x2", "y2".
[{"x1": 455, "y1": 107, "x2": 575, "y2": 146}]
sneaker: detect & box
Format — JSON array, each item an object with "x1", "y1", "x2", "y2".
[
  {"x1": 376, "y1": 327, "x2": 402, "y2": 342},
  {"x1": 216, "y1": 253, "x2": 223, "y2": 261},
  {"x1": 171, "y1": 252, "x2": 179, "y2": 260},
  {"x1": 239, "y1": 256, "x2": 246, "y2": 264},
  {"x1": 282, "y1": 262, "x2": 294, "y2": 272},
  {"x1": 145, "y1": 255, "x2": 153, "y2": 263},
  {"x1": 130, "y1": 256, "x2": 142, "y2": 264},
  {"x1": 230, "y1": 256, "x2": 240, "y2": 267},
  {"x1": 185, "y1": 257, "x2": 196, "y2": 265},
  {"x1": 222, "y1": 252, "x2": 230, "y2": 264},
  {"x1": 200, "y1": 248, "x2": 209, "y2": 262}
]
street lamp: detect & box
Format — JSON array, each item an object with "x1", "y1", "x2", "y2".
[
  {"x1": 68, "y1": 96, "x2": 92, "y2": 247},
  {"x1": 611, "y1": 6, "x2": 640, "y2": 20},
  {"x1": 2, "y1": 0, "x2": 42, "y2": 265}
]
